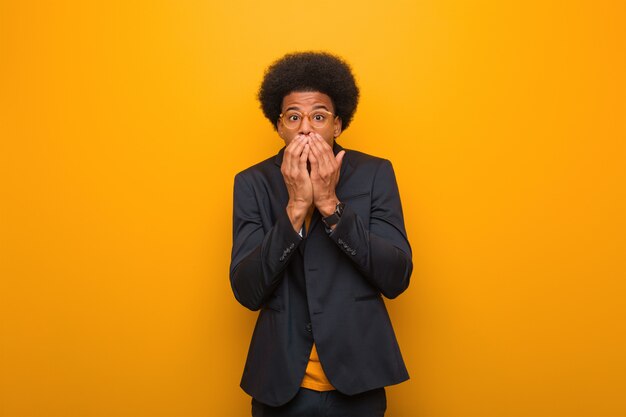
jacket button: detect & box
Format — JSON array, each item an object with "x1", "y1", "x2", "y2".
[
  {"x1": 351, "y1": 250, "x2": 357, "y2": 256},
  {"x1": 305, "y1": 323, "x2": 312, "y2": 333}
]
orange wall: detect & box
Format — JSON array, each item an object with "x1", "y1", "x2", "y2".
[{"x1": 1, "y1": 1, "x2": 625, "y2": 416}]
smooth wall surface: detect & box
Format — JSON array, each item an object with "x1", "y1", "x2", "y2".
[{"x1": 1, "y1": 1, "x2": 625, "y2": 416}]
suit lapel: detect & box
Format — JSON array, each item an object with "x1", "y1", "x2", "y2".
[{"x1": 274, "y1": 146, "x2": 286, "y2": 167}]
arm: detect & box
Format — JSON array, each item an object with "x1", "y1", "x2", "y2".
[
  {"x1": 307, "y1": 134, "x2": 412, "y2": 299},
  {"x1": 328, "y1": 159, "x2": 413, "y2": 299},
  {"x1": 230, "y1": 136, "x2": 313, "y2": 311},
  {"x1": 229, "y1": 173, "x2": 302, "y2": 311}
]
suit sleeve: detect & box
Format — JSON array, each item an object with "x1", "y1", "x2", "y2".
[
  {"x1": 328, "y1": 159, "x2": 413, "y2": 299},
  {"x1": 229, "y1": 172, "x2": 302, "y2": 311}
]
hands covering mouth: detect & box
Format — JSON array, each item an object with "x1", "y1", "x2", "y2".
[{"x1": 281, "y1": 132, "x2": 345, "y2": 232}]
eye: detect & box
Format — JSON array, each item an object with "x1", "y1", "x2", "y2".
[
  {"x1": 288, "y1": 114, "x2": 301, "y2": 121},
  {"x1": 312, "y1": 113, "x2": 326, "y2": 121}
]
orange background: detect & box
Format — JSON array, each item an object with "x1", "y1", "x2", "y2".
[{"x1": 1, "y1": 1, "x2": 625, "y2": 416}]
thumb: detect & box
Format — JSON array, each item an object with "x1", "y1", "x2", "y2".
[{"x1": 335, "y1": 150, "x2": 346, "y2": 166}]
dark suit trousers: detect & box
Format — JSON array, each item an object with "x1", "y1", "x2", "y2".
[{"x1": 251, "y1": 387, "x2": 386, "y2": 417}]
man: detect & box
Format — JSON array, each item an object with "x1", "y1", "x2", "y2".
[{"x1": 230, "y1": 51, "x2": 412, "y2": 417}]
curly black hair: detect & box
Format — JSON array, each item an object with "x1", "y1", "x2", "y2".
[{"x1": 258, "y1": 51, "x2": 360, "y2": 131}]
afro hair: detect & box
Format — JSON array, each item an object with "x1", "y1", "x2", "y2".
[{"x1": 258, "y1": 51, "x2": 360, "y2": 131}]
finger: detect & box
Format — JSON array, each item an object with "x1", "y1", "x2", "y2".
[
  {"x1": 283, "y1": 136, "x2": 302, "y2": 177},
  {"x1": 307, "y1": 145, "x2": 319, "y2": 175},
  {"x1": 299, "y1": 143, "x2": 310, "y2": 168},
  {"x1": 307, "y1": 134, "x2": 320, "y2": 156},
  {"x1": 294, "y1": 135, "x2": 308, "y2": 154},
  {"x1": 285, "y1": 134, "x2": 302, "y2": 150},
  {"x1": 300, "y1": 143, "x2": 309, "y2": 159},
  {"x1": 308, "y1": 137, "x2": 327, "y2": 176},
  {"x1": 335, "y1": 150, "x2": 345, "y2": 168},
  {"x1": 313, "y1": 133, "x2": 334, "y2": 162},
  {"x1": 284, "y1": 135, "x2": 300, "y2": 162},
  {"x1": 313, "y1": 132, "x2": 333, "y2": 151},
  {"x1": 288, "y1": 136, "x2": 307, "y2": 171},
  {"x1": 310, "y1": 134, "x2": 333, "y2": 170}
]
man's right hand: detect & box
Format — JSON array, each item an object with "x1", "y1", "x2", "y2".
[{"x1": 281, "y1": 135, "x2": 313, "y2": 232}]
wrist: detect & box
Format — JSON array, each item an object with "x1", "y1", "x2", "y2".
[
  {"x1": 321, "y1": 201, "x2": 345, "y2": 230},
  {"x1": 286, "y1": 201, "x2": 309, "y2": 231},
  {"x1": 287, "y1": 198, "x2": 310, "y2": 212},
  {"x1": 317, "y1": 197, "x2": 340, "y2": 217}
]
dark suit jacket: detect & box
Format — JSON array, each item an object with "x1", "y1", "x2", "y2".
[{"x1": 229, "y1": 142, "x2": 413, "y2": 407}]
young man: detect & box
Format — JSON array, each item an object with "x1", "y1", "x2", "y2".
[{"x1": 230, "y1": 51, "x2": 412, "y2": 417}]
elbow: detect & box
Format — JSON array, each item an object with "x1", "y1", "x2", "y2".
[
  {"x1": 381, "y1": 254, "x2": 413, "y2": 299},
  {"x1": 381, "y1": 277, "x2": 410, "y2": 299},
  {"x1": 230, "y1": 267, "x2": 263, "y2": 312},
  {"x1": 232, "y1": 286, "x2": 262, "y2": 311}
]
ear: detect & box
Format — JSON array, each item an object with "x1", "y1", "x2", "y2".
[
  {"x1": 277, "y1": 119, "x2": 284, "y2": 138},
  {"x1": 333, "y1": 117, "x2": 343, "y2": 138}
]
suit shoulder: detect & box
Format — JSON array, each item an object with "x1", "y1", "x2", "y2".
[
  {"x1": 234, "y1": 153, "x2": 279, "y2": 182},
  {"x1": 344, "y1": 148, "x2": 391, "y2": 169}
]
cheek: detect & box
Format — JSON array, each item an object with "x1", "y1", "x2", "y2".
[
  {"x1": 321, "y1": 127, "x2": 336, "y2": 146},
  {"x1": 282, "y1": 132, "x2": 297, "y2": 146}
]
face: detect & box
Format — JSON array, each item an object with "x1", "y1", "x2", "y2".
[{"x1": 277, "y1": 91, "x2": 342, "y2": 146}]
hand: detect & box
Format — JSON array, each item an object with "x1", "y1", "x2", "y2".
[
  {"x1": 308, "y1": 132, "x2": 345, "y2": 217},
  {"x1": 281, "y1": 135, "x2": 313, "y2": 231}
]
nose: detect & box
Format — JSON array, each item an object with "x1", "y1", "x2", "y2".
[{"x1": 298, "y1": 116, "x2": 312, "y2": 135}]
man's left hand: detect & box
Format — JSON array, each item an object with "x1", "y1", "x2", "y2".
[{"x1": 308, "y1": 132, "x2": 345, "y2": 217}]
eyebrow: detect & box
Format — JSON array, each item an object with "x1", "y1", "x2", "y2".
[{"x1": 284, "y1": 104, "x2": 331, "y2": 112}]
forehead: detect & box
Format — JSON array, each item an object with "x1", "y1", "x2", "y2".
[{"x1": 281, "y1": 91, "x2": 334, "y2": 111}]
